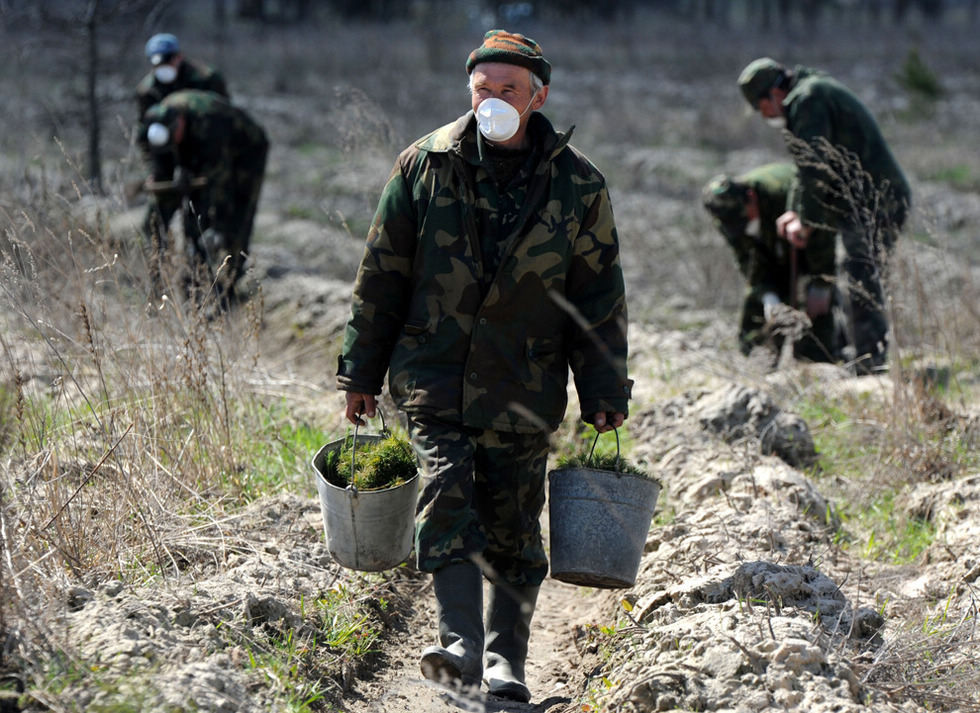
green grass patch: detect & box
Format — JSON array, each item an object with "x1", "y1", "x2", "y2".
[
  {"x1": 846, "y1": 491, "x2": 936, "y2": 565},
  {"x1": 0, "y1": 386, "x2": 71, "y2": 458},
  {"x1": 293, "y1": 141, "x2": 325, "y2": 156},
  {"x1": 314, "y1": 585, "x2": 384, "y2": 658},
  {"x1": 232, "y1": 402, "x2": 339, "y2": 500},
  {"x1": 924, "y1": 163, "x2": 979, "y2": 191},
  {"x1": 242, "y1": 628, "x2": 328, "y2": 713},
  {"x1": 894, "y1": 48, "x2": 944, "y2": 101},
  {"x1": 283, "y1": 203, "x2": 316, "y2": 221},
  {"x1": 229, "y1": 584, "x2": 385, "y2": 712},
  {"x1": 791, "y1": 384, "x2": 980, "y2": 565},
  {"x1": 795, "y1": 392, "x2": 878, "y2": 477},
  {"x1": 21, "y1": 654, "x2": 185, "y2": 713}
]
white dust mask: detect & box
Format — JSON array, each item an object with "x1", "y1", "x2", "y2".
[
  {"x1": 765, "y1": 116, "x2": 786, "y2": 130},
  {"x1": 154, "y1": 64, "x2": 178, "y2": 84},
  {"x1": 745, "y1": 217, "x2": 761, "y2": 236},
  {"x1": 146, "y1": 122, "x2": 170, "y2": 148},
  {"x1": 476, "y1": 93, "x2": 536, "y2": 143}
]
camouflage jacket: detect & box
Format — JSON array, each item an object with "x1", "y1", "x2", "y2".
[
  {"x1": 337, "y1": 112, "x2": 632, "y2": 434},
  {"x1": 724, "y1": 163, "x2": 835, "y2": 293},
  {"x1": 783, "y1": 66, "x2": 911, "y2": 231},
  {"x1": 141, "y1": 90, "x2": 268, "y2": 229},
  {"x1": 135, "y1": 58, "x2": 229, "y2": 119}
]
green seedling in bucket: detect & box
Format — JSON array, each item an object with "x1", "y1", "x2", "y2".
[
  {"x1": 322, "y1": 434, "x2": 416, "y2": 491},
  {"x1": 555, "y1": 449, "x2": 647, "y2": 476},
  {"x1": 554, "y1": 429, "x2": 649, "y2": 477}
]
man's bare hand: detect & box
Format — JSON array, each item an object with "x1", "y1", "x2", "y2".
[
  {"x1": 776, "y1": 210, "x2": 811, "y2": 248},
  {"x1": 592, "y1": 411, "x2": 625, "y2": 434},
  {"x1": 344, "y1": 392, "x2": 377, "y2": 425}
]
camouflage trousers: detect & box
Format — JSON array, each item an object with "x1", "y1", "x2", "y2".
[
  {"x1": 212, "y1": 141, "x2": 267, "y2": 290},
  {"x1": 142, "y1": 192, "x2": 181, "y2": 254},
  {"x1": 407, "y1": 414, "x2": 550, "y2": 587},
  {"x1": 141, "y1": 188, "x2": 207, "y2": 298},
  {"x1": 839, "y1": 221, "x2": 900, "y2": 368}
]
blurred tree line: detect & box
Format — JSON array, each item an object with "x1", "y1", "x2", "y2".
[
  {"x1": 0, "y1": 0, "x2": 972, "y2": 193},
  {"x1": 227, "y1": 0, "x2": 978, "y2": 24},
  {"x1": 0, "y1": 0, "x2": 955, "y2": 24}
]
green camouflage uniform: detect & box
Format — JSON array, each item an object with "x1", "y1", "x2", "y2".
[
  {"x1": 704, "y1": 162, "x2": 839, "y2": 362},
  {"x1": 136, "y1": 59, "x2": 230, "y2": 250},
  {"x1": 337, "y1": 111, "x2": 632, "y2": 584},
  {"x1": 781, "y1": 66, "x2": 911, "y2": 368},
  {"x1": 136, "y1": 58, "x2": 229, "y2": 118},
  {"x1": 141, "y1": 90, "x2": 267, "y2": 297}
]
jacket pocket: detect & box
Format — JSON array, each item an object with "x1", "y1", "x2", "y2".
[
  {"x1": 389, "y1": 321, "x2": 429, "y2": 401},
  {"x1": 524, "y1": 336, "x2": 564, "y2": 388}
]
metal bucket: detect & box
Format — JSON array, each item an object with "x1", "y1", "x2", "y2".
[
  {"x1": 548, "y1": 431, "x2": 660, "y2": 589},
  {"x1": 311, "y1": 415, "x2": 419, "y2": 572}
]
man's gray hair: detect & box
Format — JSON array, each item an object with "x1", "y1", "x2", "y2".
[
  {"x1": 529, "y1": 71, "x2": 544, "y2": 94},
  {"x1": 467, "y1": 66, "x2": 543, "y2": 95}
]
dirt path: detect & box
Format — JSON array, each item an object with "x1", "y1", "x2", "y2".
[
  {"x1": 343, "y1": 574, "x2": 607, "y2": 713},
  {"x1": 342, "y1": 505, "x2": 611, "y2": 713}
]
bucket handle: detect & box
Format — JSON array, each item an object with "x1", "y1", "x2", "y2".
[
  {"x1": 348, "y1": 407, "x2": 390, "y2": 495},
  {"x1": 587, "y1": 427, "x2": 621, "y2": 472}
]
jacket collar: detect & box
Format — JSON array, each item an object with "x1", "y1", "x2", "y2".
[
  {"x1": 787, "y1": 65, "x2": 824, "y2": 93},
  {"x1": 415, "y1": 111, "x2": 574, "y2": 165}
]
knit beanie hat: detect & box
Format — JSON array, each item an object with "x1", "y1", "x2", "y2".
[
  {"x1": 702, "y1": 174, "x2": 749, "y2": 225},
  {"x1": 145, "y1": 33, "x2": 180, "y2": 65},
  {"x1": 466, "y1": 29, "x2": 551, "y2": 85},
  {"x1": 737, "y1": 57, "x2": 787, "y2": 107}
]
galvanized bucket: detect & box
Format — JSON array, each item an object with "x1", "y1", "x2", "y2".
[
  {"x1": 548, "y1": 430, "x2": 660, "y2": 589},
  {"x1": 311, "y1": 411, "x2": 419, "y2": 572}
]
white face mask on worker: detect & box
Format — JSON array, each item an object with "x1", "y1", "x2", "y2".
[
  {"x1": 766, "y1": 116, "x2": 787, "y2": 129},
  {"x1": 154, "y1": 65, "x2": 178, "y2": 84},
  {"x1": 146, "y1": 122, "x2": 170, "y2": 147},
  {"x1": 476, "y1": 94, "x2": 535, "y2": 143},
  {"x1": 745, "y1": 218, "x2": 761, "y2": 236}
]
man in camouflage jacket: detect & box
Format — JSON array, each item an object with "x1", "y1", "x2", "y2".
[
  {"x1": 136, "y1": 34, "x2": 230, "y2": 255},
  {"x1": 738, "y1": 58, "x2": 911, "y2": 374},
  {"x1": 140, "y1": 90, "x2": 267, "y2": 302},
  {"x1": 136, "y1": 33, "x2": 229, "y2": 120},
  {"x1": 337, "y1": 30, "x2": 631, "y2": 704},
  {"x1": 703, "y1": 162, "x2": 841, "y2": 363}
]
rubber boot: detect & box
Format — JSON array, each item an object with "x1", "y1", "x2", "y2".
[
  {"x1": 419, "y1": 561, "x2": 484, "y2": 687},
  {"x1": 484, "y1": 583, "x2": 539, "y2": 703}
]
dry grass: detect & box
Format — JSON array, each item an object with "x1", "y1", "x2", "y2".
[
  {"x1": 0, "y1": 180, "x2": 336, "y2": 685},
  {"x1": 857, "y1": 599, "x2": 980, "y2": 712}
]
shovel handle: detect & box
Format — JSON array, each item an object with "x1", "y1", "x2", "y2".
[
  {"x1": 144, "y1": 176, "x2": 208, "y2": 193},
  {"x1": 789, "y1": 245, "x2": 799, "y2": 310}
]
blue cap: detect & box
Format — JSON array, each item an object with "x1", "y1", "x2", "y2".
[{"x1": 145, "y1": 33, "x2": 179, "y2": 64}]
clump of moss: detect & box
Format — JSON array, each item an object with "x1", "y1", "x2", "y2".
[
  {"x1": 323, "y1": 434, "x2": 417, "y2": 490},
  {"x1": 554, "y1": 449, "x2": 647, "y2": 477}
]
